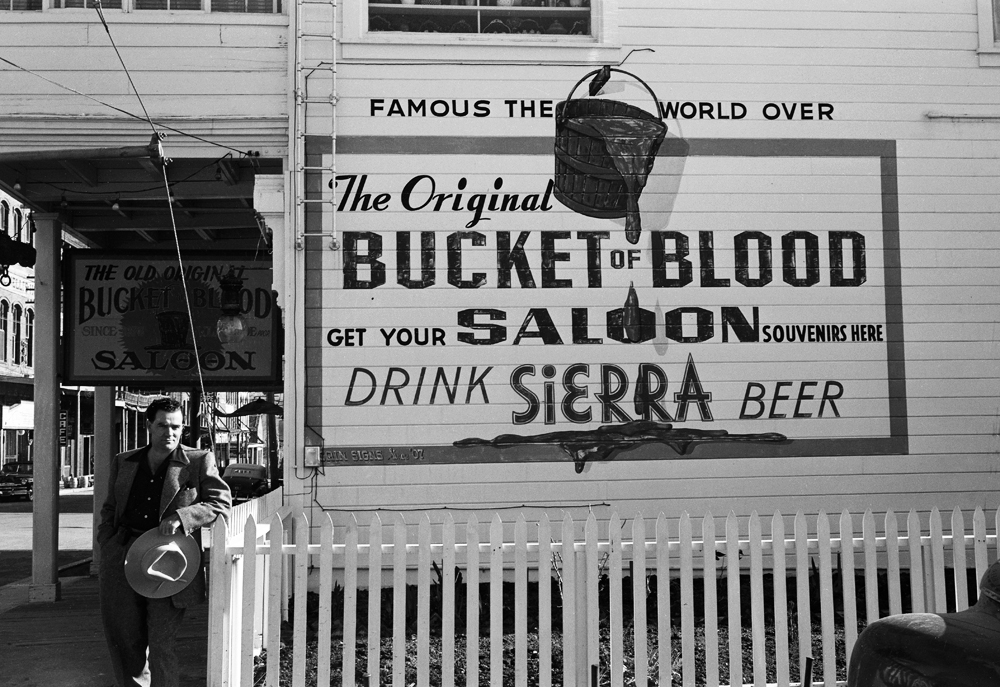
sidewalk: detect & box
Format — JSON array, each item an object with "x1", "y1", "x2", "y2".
[
  {"x1": 0, "y1": 485, "x2": 209, "y2": 686},
  {"x1": 0, "y1": 573, "x2": 209, "y2": 687}
]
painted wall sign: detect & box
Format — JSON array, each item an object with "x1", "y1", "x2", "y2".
[
  {"x1": 313, "y1": 135, "x2": 907, "y2": 468},
  {"x1": 63, "y1": 251, "x2": 281, "y2": 389}
]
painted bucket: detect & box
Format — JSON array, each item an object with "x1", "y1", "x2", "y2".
[{"x1": 553, "y1": 68, "x2": 666, "y2": 225}]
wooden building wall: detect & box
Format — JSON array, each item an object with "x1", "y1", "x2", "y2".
[
  {"x1": 313, "y1": 2, "x2": 1000, "y2": 534},
  {"x1": 0, "y1": 14, "x2": 288, "y2": 157}
]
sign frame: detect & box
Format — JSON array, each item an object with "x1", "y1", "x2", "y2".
[{"x1": 62, "y1": 250, "x2": 282, "y2": 390}]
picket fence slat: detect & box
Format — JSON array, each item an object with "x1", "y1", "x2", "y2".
[
  {"x1": 489, "y1": 514, "x2": 503, "y2": 687},
  {"x1": 466, "y1": 516, "x2": 479, "y2": 687},
  {"x1": 585, "y1": 513, "x2": 599, "y2": 675},
  {"x1": 241, "y1": 514, "x2": 259, "y2": 687},
  {"x1": 514, "y1": 515, "x2": 528, "y2": 687},
  {"x1": 908, "y1": 510, "x2": 925, "y2": 614},
  {"x1": 367, "y1": 516, "x2": 382, "y2": 687},
  {"x1": 952, "y1": 508, "x2": 969, "y2": 612},
  {"x1": 417, "y1": 515, "x2": 431, "y2": 687},
  {"x1": 701, "y1": 512, "x2": 718, "y2": 687},
  {"x1": 442, "y1": 513, "x2": 456, "y2": 687},
  {"x1": 292, "y1": 513, "x2": 308, "y2": 687},
  {"x1": 609, "y1": 512, "x2": 624, "y2": 687},
  {"x1": 679, "y1": 512, "x2": 695, "y2": 687},
  {"x1": 560, "y1": 513, "x2": 576, "y2": 687},
  {"x1": 317, "y1": 514, "x2": 334, "y2": 687},
  {"x1": 342, "y1": 516, "x2": 358, "y2": 687},
  {"x1": 393, "y1": 517, "x2": 406, "y2": 687},
  {"x1": 794, "y1": 511, "x2": 810, "y2": 682},
  {"x1": 840, "y1": 510, "x2": 858, "y2": 660},
  {"x1": 817, "y1": 512, "x2": 836, "y2": 687},
  {"x1": 655, "y1": 514, "x2": 670, "y2": 687},
  {"x1": 266, "y1": 513, "x2": 283, "y2": 687},
  {"x1": 632, "y1": 514, "x2": 648, "y2": 687},
  {"x1": 862, "y1": 510, "x2": 879, "y2": 625},
  {"x1": 726, "y1": 512, "x2": 742, "y2": 687},
  {"x1": 930, "y1": 508, "x2": 947, "y2": 613},
  {"x1": 770, "y1": 512, "x2": 789, "y2": 687},
  {"x1": 538, "y1": 514, "x2": 552, "y2": 687},
  {"x1": 748, "y1": 512, "x2": 766, "y2": 687},
  {"x1": 885, "y1": 510, "x2": 902, "y2": 616},
  {"x1": 974, "y1": 507, "x2": 989, "y2": 598},
  {"x1": 212, "y1": 506, "x2": 1000, "y2": 687}
]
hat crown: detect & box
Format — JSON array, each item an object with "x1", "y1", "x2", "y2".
[{"x1": 141, "y1": 541, "x2": 188, "y2": 582}]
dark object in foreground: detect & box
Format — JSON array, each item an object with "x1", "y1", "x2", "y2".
[{"x1": 847, "y1": 559, "x2": 1000, "y2": 686}]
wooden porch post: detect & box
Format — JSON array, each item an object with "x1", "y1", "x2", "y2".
[
  {"x1": 90, "y1": 386, "x2": 116, "y2": 576},
  {"x1": 29, "y1": 212, "x2": 61, "y2": 602}
]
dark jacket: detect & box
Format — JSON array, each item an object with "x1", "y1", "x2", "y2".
[{"x1": 97, "y1": 444, "x2": 231, "y2": 607}]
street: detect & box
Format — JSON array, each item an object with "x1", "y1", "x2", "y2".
[{"x1": 0, "y1": 488, "x2": 95, "y2": 589}]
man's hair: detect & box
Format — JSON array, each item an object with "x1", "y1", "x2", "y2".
[{"x1": 145, "y1": 397, "x2": 183, "y2": 424}]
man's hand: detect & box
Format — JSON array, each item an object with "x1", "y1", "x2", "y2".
[{"x1": 158, "y1": 515, "x2": 182, "y2": 536}]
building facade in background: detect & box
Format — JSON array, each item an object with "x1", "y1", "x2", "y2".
[{"x1": 0, "y1": 191, "x2": 35, "y2": 465}]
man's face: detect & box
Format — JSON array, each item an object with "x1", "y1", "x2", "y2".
[{"x1": 147, "y1": 409, "x2": 184, "y2": 453}]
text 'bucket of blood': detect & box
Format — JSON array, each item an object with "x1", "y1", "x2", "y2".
[{"x1": 554, "y1": 68, "x2": 667, "y2": 244}]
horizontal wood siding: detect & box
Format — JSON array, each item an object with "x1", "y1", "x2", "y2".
[
  {"x1": 297, "y1": 1, "x2": 1000, "y2": 529},
  {"x1": 0, "y1": 16, "x2": 288, "y2": 154}
]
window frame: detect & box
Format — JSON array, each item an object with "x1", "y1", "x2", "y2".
[
  {"x1": 11, "y1": 304, "x2": 21, "y2": 366},
  {"x1": 10, "y1": 0, "x2": 286, "y2": 12},
  {"x1": 0, "y1": 300, "x2": 8, "y2": 364},
  {"x1": 341, "y1": 0, "x2": 620, "y2": 64},
  {"x1": 978, "y1": 0, "x2": 1000, "y2": 66},
  {"x1": 24, "y1": 308, "x2": 33, "y2": 368}
]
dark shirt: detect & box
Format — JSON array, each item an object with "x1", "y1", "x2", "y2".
[{"x1": 119, "y1": 448, "x2": 170, "y2": 533}]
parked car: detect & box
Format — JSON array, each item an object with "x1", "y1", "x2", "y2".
[
  {"x1": 0, "y1": 462, "x2": 33, "y2": 501},
  {"x1": 222, "y1": 463, "x2": 269, "y2": 503}
]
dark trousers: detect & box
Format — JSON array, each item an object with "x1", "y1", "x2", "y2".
[{"x1": 99, "y1": 532, "x2": 186, "y2": 687}]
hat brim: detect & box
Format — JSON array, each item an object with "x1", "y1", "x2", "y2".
[{"x1": 125, "y1": 530, "x2": 202, "y2": 599}]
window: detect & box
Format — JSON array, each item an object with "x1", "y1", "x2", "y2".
[
  {"x1": 368, "y1": 0, "x2": 591, "y2": 37},
  {"x1": 213, "y1": 0, "x2": 281, "y2": 12},
  {"x1": 24, "y1": 309, "x2": 33, "y2": 368},
  {"x1": 0, "y1": 202, "x2": 7, "y2": 237},
  {"x1": 978, "y1": 0, "x2": 1000, "y2": 65},
  {"x1": 12, "y1": 210, "x2": 21, "y2": 243},
  {"x1": 0, "y1": 301, "x2": 8, "y2": 363},
  {"x1": 343, "y1": 0, "x2": 619, "y2": 63},
  {"x1": 11, "y1": 304, "x2": 21, "y2": 366},
  {"x1": 54, "y1": 0, "x2": 122, "y2": 7},
  {"x1": 0, "y1": 0, "x2": 42, "y2": 9},
  {"x1": 134, "y1": 0, "x2": 201, "y2": 9}
]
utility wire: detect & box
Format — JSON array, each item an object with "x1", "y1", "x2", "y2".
[
  {"x1": 163, "y1": 164, "x2": 208, "y2": 404},
  {"x1": 91, "y1": 1, "x2": 210, "y2": 406},
  {"x1": 93, "y1": 0, "x2": 158, "y2": 140}
]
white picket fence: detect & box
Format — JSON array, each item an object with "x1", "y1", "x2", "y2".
[{"x1": 207, "y1": 506, "x2": 1000, "y2": 687}]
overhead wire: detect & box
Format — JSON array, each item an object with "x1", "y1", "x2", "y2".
[{"x1": 92, "y1": 0, "x2": 209, "y2": 407}]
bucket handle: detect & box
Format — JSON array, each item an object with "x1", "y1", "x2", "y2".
[{"x1": 559, "y1": 67, "x2": 663, "y2": 123}]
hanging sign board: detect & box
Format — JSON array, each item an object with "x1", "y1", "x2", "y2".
[
  {"x1": 313, "y1": 135, "x2": 907, "y2": 469},
  {"x1": 63, "y1": 251, "x2": 281, "y2": 389}
]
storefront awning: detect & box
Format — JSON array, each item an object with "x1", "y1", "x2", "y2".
[
  {"x1": 2, "y1": 400, "x2": 34, "y2": 430},
  {"x1": 0, "y1": 375, "x2": 33, "y2": 405}
]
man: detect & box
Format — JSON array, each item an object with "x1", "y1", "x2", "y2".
[{"x1": 97, "y1": 397, "x2": 231, "y2": 687}]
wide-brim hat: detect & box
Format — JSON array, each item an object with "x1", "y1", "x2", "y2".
[{"x1": 124, "y1": 530, "x2": 201, "y2": 599}]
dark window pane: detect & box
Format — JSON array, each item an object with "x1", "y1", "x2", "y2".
[
  {"x1": 213, "y1": 0, "x2": 279, "y2": 12},
  {"x1": 368, "y1": 0, "x2": 591, "y2": 36},
  {"x1": 6, "y1": 0, "x2": 43, "y2": 9},
  {"x1": 135, "y1": 0, "x2": 201, "y2": 8}
]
